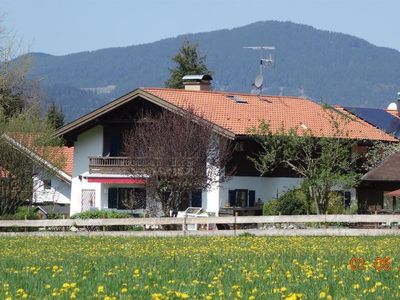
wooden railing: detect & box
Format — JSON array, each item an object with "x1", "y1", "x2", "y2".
[
  {"x1": 0, "y1": 215, "x2": 399, "y2": 236},
  {"x1": 89, "y1": 156, "x2": 148, "y2": 173},
  {"x1": 89, "y1": 156, "x2": 197, "y2": 174}
]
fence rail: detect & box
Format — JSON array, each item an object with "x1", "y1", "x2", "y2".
[{"x1": 0, "y1": 214, "x2": 399, "y2": 229}]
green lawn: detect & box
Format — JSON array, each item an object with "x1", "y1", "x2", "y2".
[{"x1": 0, "y1": 236, "x2": 399, "y2": 299}]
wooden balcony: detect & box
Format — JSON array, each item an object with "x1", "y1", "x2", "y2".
[
  {"x1": 89, "y1": 156, "x2": 198, "y2": 174},
  {"x1": 89, "y1": 156, "x2": 146, "y2": 174}
]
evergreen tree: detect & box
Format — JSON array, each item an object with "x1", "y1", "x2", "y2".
[
  {"x1": 0, "y1": 86, "x2": 24, "y2": 119},
  {"x1": 165, "y1": 39, "x2": 212, "y2": 89},
  {"x1": 45, "y1": 101, "x2": 64, "y2": 129}
]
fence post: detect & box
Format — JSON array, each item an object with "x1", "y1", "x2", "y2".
[
  {"x1": 325, "y1": 211, "x2": 328, "y2": 229},
  {"x1": 143, "y1": 213, "x2": 146, "y2": 231},
  {"x1": 234, "y1": 212, "x2": 238, "y2": 236},
  {"x1": 24, "y1": 215, "x2": 27, "y2": 232},
  {"x1": 62, "y1": 215, "x2": 65, "y2": 232},
  {"x1": 375, "y1": 210, "x2": 378, "y2": 229},
  {"x1": 183, "y1": 214, "x2": 187, "y2": 236}
]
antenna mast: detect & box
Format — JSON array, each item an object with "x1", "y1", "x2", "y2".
[{"x1": 243, "y1": 46, "x2": 275, "y2": 95}]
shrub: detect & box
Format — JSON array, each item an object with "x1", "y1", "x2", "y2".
[
  {"x1": 71, "y1": 209, "x2": 131, "y2": 219},
  {"x1": 263, "y1": 199, "x2": 279, "y2": 215},
  {"x1": 277, "y1": 189, "x2": 308, "y2": 215},
  {"x1": 263, "y1": 189, "x2": 308, "y2": 216},
  {"x1": 0, "y1": 206, "x2": 39, "y2": 220},
  {"x1": 327, "y1": 192, "x2": 346, "y2": 214}
]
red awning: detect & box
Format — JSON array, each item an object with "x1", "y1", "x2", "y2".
[
  {"x1": 87, "y1": 177, "x2": 146, "y2": 184},
  {"x1": 385, "y1": 189, "x2": 400, "y2": 197}
]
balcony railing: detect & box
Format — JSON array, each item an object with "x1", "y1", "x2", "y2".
[
  {"x1": 89, "y1": 156, "x2": 144, "y2": 174},
  {"x1": 89, "y1": 156, "x2": 198, "y2": 174}
]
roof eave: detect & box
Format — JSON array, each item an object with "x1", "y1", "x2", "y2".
[{"x1": 56, "y1": 88, "x2": 236, "y2": 140}]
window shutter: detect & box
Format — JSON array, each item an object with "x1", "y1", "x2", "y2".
[
  {"x1": 191, "y1": 190, "x2": 202, "y2": 207},
  {"x1": 108, "y1": 188, "x2": 118, "y2": 209},
  {"x1": 229, "y1": 190, "x2": 236, "y2": 207},
  {"x1": 249, "y1": 190, "x2": 256, "y2": 207}
]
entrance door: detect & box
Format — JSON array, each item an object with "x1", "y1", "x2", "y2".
[{"x1": 81, "y1": 189, "x2": 95, "y2": 212}]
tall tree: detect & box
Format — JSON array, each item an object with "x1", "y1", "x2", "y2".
[
  {"x1": 165, "y1": 39, "x2": 212, "y2": 89},
  {"x1": 123, "y1": 108, "x2": 232, "y2": 216},
  {"x1": 46, "y1": 101, "x2": 64, "y2": 129},
  {"x1": 249, "y1": 109, "x2": 360, "y2": 214},
  {"x1": 0, "y1": 21, "x2": 63, "y2": 215}
]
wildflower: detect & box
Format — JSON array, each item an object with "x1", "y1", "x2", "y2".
[
  {"x1": 63, "y1": 283, "x2": 70, "y2": 289},
  {"x1": 98, "y1": 285, "x2": 104, "y2": 293},
  {"x1": 121, "y1": 287, "x2": 128, "y2": 293},
  {"x1": 319, "y1": 291, "x2": 326, "y2": 298}
]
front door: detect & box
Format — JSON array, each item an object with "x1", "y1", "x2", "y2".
[{"x1": 81, "y1": 189, "x2": 95, "y2": 212}]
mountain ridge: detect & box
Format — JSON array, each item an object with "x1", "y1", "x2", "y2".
[{"x1": 27, "y1": 21, "x2": 400, "y2": 121}]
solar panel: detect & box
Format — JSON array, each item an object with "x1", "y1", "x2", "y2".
[{"x1": 343, "y1": 107, "x2": 400, "y2": 138}]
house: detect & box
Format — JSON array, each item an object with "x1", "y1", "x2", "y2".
[
  {"x1": 57, "y1": 76, "x2": 396, "y2": 216},
  {"x1": 358, "y1": 152, "x2": 400, "y2": 213},
  {"x1": 1, "y1": 134, "x2": 73, "y2": 207},
  {"x1": 340, "y1": 93, "x2": 400, "y2": 212}
]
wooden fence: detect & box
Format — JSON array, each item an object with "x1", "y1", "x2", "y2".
[{"x1": 0, "y1": 214, "x2": 399, "y2": 236}]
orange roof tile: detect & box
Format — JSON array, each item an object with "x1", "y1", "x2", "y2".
[
  {"x1": 44, "y1": 146, "x2": 74, "y2": 176},
  {"x1": 143, "y1": 88, "x2": 397, "y2": 141},
  {"x1": 5, "y1": 134, "x2": 74, "y2": 176}
]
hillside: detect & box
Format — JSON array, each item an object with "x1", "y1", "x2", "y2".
[{"x1": 28, "y1": 21, "x2": 400, "y2": 121}]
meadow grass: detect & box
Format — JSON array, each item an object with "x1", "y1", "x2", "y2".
[{"x1": 0, "y1": 236, "x2": 399, "y2": 299}]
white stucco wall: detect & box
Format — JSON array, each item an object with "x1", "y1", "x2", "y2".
[
  {"x1": 204, "y1": 176, "x2": 303, "y2": 214},
  {"x1": 32, "y1": 172, "x2": 70, "y2": 204},
  {"x1": 70, "y1": 125, "x2": 104, "y2": 215},
  {"x1": 72, "y1": 125, "x2": 104, "y2": 177}
]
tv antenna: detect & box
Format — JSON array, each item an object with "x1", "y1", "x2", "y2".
[{"x1": 243, "y1": 46, "x2": 275, "y2": 95}]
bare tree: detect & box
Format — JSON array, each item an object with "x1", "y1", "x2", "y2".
[
  {"x1": 123, "y1": 108, "x2": 232, "y2": 216},
  {"x1": 0, "y1": 19, "x2": 64, "y2": 215}
]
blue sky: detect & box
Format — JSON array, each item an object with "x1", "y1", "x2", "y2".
[{"x1": 2, "y1": 0, "x2": 399, "y2": 55}]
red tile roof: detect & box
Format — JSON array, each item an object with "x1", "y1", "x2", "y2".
[
  {"x1": 44, "y1": 146, "x2": 74, "y2": 176},
  {"x1": 4, "y1": 134, "x2": 74, "y2": 177},
  {"x1": 143, "y1": 88, "x2": 397, "y2": 141}
]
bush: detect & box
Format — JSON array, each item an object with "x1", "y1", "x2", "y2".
[
  {"x1": 0, "y1": 206, "x2": 39, "y2": 220},
  {"x1": 263, "y1": 199, "x2": 279, "y2": 215},
  {"x1": 71, "y1": 209, "x2": 131, "y2": 219},
  {"x1": 263, "y1": 189, "x2": 308, "y2": 215},
  {"x1": 277, "y1": 189, "x2": 308, "y2": 215},
  {"x1": 327, "y1": 192, "x2": 345, "y2": 214}
]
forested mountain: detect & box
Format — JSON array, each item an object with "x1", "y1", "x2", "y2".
[{"x1": 27, "y1": 21, "x2": 400, "y2": 121}]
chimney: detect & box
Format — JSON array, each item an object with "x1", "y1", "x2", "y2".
[{"x1": 182, "y1": 74, "x2": 212, "y2": 91}]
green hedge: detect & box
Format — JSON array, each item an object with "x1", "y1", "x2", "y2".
[{"x1": 71, "y1": 210, "x2": 131, "y2": 219}]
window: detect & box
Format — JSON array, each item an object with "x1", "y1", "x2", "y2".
[
  {"x1": 108, "y1": 188, "x2": 146, "y2": 209},
  {"x1": 43, "y1": 179, "x2": 51, "y2": 190},
  {"x1": 228, "y1": 190, "x2": 256, "y2": 207},
  {"x1": 337, "y1": 191, "x2": 351, "y2": 209},
  {"x1": 234, "y1": 141, "x2": 245, "y2": 152},
  {"x1": 383, "y1": 193, "x2": 399, "y2": 211}
]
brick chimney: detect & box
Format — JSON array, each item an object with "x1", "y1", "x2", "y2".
[{"x1": 182, "y1": 74, "x2": 212, "y2": 91}]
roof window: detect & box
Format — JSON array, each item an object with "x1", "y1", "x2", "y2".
[{"x1": 227, "y1": 95, "x2": 248, "y2": 104}]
